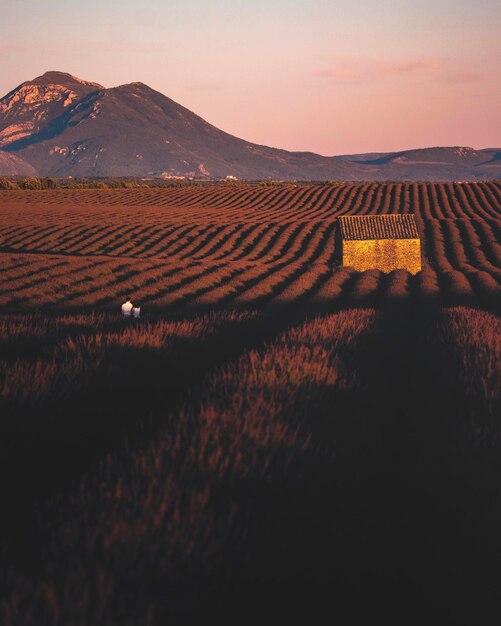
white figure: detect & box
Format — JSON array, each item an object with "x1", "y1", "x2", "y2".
[
  {"x1": 121, "y1": 299, "x2": 133, "y2": 317},
  {"x1": 132, "y1": 307, "x2": 141, "y2": 319}
]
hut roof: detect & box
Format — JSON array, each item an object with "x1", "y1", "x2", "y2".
[{"x1": 338, "y1": 214, "x2": 419, "y2": 241}]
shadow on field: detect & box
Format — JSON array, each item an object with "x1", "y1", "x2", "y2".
[
  {"x1": 1, "y1": 297, "x2": 500, "y2": 625},
  {"x1": 180, "y1": 304, "x2": 500, "y2": 626},
  {"x1": 0, "y1": 309, "x2": 323, "y2": 569}
]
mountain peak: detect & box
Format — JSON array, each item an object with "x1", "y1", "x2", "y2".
[
  {"x1": 33, "y1": 71, "x2": 104, "y2": 90},
  {"x1": 0, "y1": 71, "x2": 104, "y2": 149},
  {"x1": 111, "y1": 81, "x2": 157, "y2": 94}
]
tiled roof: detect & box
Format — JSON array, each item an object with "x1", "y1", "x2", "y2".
[{"x1": 338, "y1": 214, "x2": 420, "y2": 240}]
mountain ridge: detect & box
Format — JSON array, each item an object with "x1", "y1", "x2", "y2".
[{"x1": 0, "y1": 71, "x2": 500, "y2": 181}]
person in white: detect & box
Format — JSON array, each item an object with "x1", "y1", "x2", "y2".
[
  {"x1": 132, "y1": 307, "x2": 141, "y2": 319},
  {"x1": 121, "y1": 298, "x2": 134, "y2": 317}
]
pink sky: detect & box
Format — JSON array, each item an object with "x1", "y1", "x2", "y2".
[{"x1": 1, "y1": 0, "x2": 500, "y2": 155}]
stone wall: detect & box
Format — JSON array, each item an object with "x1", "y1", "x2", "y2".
[{"x1": 342, "y1": 239, "x2": 422, "y2": 274}]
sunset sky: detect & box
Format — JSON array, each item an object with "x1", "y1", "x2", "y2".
[{"x1": 1, "y1": 0, "x2": 500, "y2": 155}]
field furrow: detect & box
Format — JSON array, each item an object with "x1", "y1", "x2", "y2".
[{"x1": 0, "y1": 182, "x2": 499, "y2": 311}]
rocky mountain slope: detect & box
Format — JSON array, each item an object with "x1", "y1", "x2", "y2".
[
  {"x1": 0, "y1": 71, "x2": 499, "y2": 180},
  {"x1": 0, "y1": 152, "x2": 38, "y2": 177}
]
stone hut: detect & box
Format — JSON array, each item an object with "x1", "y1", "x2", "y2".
[{"x1": 337, "y1": 214, "x2": 421, "y2": 274}]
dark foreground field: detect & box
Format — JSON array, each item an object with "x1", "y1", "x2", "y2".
[{"x1": 0, "y1": 184, "x2": 500, "y2": 624}]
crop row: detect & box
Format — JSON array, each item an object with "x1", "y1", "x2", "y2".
[
  {"x1": 1, "y1": 219, "x2": 499, "y2": 276},
  {"x1": 1, "y1": 250, "x2": 498, "y2": 311},
  {"x1": 1, "y1": 182, "x2": 499, "y2": 312},
  {"x1": 1, "y1": 182, "x2": 500, "y2": 222}
]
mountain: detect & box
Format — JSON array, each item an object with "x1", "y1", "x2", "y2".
[
  {"x1": 0, "y1": 152, "x2": 38, "y2": 176},
  {"x1": 337, "y1": 146, "x2": 501, "y2": 181},
  {"x1": 0, "y1": 71, "x2": 500, "y2": 181}
]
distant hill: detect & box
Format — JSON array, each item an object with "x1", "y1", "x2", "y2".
[{"x1": 0, "y1": 71, "x2": 500, "y2": 181}]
